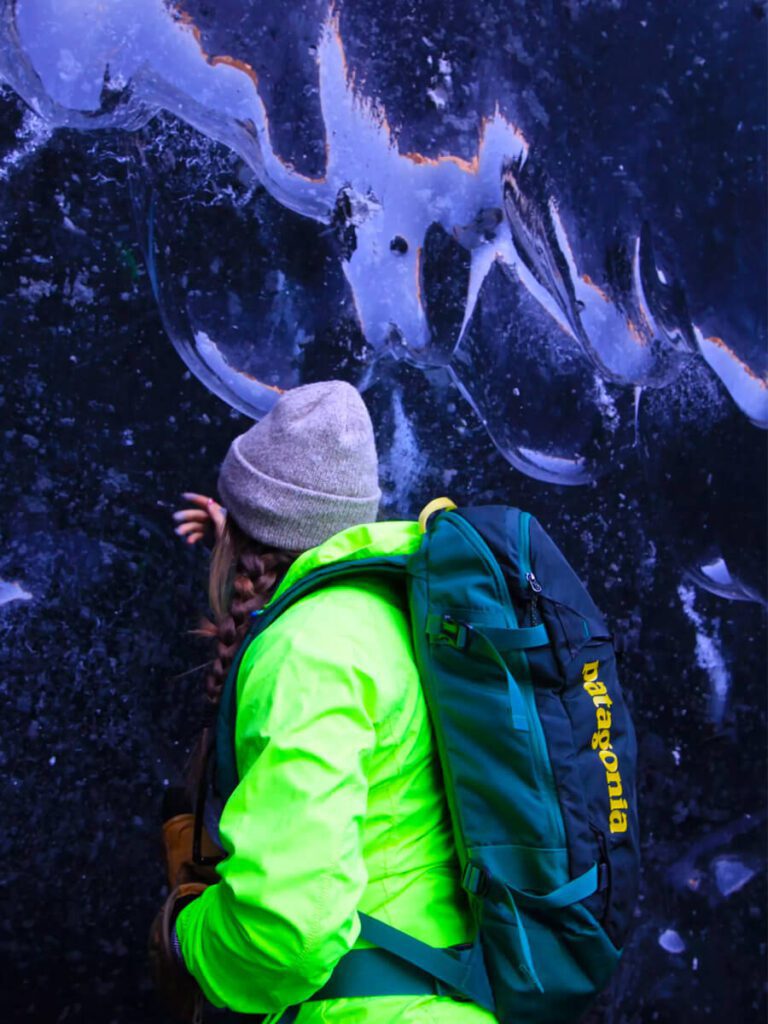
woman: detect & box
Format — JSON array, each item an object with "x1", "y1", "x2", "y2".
[{"x1": 155, "y1": 380, "x2": 495, "y2": 1023}]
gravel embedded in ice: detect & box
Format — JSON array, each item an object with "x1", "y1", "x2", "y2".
[
  {"x1": 712, "y1": 856, "x2": 756, "y2": 897},
  {"x1": 0, "y1": 579, "x2": 33, "y2": 606},
  {"x1": 658, "y1": 929, "x2": 686, "y2": 954}
]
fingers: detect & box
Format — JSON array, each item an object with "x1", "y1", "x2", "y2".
[
  {"x1": 175, "y1": 521, "x2": 205, "y2": 539},
  {"x1": 173, "y1": 493, "x2": 227, "y2": 546},
  {"x1": 172, "y1": 509, "x2": 210, "y2": 524},
  {"x1": 175, "y1": 526, "x2": 206, "y2": 545},
  {"x1": 172, "y1": 508, "x2": 210, "y2": 545},
  {"x1": 181, "y1": 492, "x2": 214, "y2": 507}
]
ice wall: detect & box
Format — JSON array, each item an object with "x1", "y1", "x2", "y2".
[
  {"x1": 0, "y1": 2, "x2": 765, "y2": 1022},
  {"x1": 1, "y1": 0, "x2": 766, "y2": 457}
]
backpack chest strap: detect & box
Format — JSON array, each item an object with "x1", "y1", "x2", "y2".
[{"x1": 426, "y1": 616, "x2": 549, "y2": 652}]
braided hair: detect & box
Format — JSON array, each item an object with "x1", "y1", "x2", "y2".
[
  {"x1": 185, "y1": 517, "x2": 300, "y2": 804},
  {"x1": 197, "y1": 516, "x2": 301, "y2": 705}
]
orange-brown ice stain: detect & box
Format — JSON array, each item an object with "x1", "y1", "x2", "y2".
[
  {"x1": 169, "y1": 1, "x2": 327, "y2": 185},
  {"x1": 403, "y1": 150, "x2": 480, "y2": 175},
  {"x1": 171, "y1": 2, "x2": 524, "y2": 189},
  {"x1": 706, "y1": 336, "x2": 767, "y2": 387},
  {"x1": 404, "y1": 109, "x2": 529, "y2": 177},
  {"x1": 239, "y1": 371, "x2": 285, "y2": 395},
  {"x1": 581, "y1": 274, "x2": 610, "y2": 304},
  {"x1": 582, "y1": 274, "x2": 646, "y2": 347}
]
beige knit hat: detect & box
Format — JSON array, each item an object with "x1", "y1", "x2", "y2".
[{"x1": 217, "y1": 380, "x2": 381, "y2": 551}]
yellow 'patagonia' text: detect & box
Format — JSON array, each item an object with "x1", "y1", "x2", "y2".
[{"x1": 582, "y1": 660, "x2": 628, "y2": 834}]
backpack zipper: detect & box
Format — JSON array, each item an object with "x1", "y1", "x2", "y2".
[
  {"x1": 589, "y1": 823, "x2": 611, "y2": 921},
  {"x1": 517, "y1": 511, "x2": 567, "y2": 849},
  {"x1": 451, "y1": 511, "x2": 566, "y2": 849},
  {"x1": 518, "y1": 510, "x2": 542, "y2": 624},
  {"x1": 526, "y1": 572, "x2": 542, "y2": 626}
]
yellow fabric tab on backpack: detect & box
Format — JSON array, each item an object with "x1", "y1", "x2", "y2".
[{"x1": 418, "y1": 497, "x2": 457, "y2": 533}]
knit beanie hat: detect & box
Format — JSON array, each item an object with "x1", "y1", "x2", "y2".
[{"x1": 217, "y1": 380, "x2": 381, "y2": 551}]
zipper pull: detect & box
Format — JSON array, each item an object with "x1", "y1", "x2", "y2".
[
  {"x1": 526, "y1": 572, "x2": 542, "y2": 624},
  {"x1": 526, "y1": 571, "x2": 542, "y2": 594}
]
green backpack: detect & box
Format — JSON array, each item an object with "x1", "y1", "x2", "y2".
[{"x1": 212, "y1": 502, "x2": 640, "y2": 1023}]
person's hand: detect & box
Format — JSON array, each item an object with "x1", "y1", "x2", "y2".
[{"x1": 173, "y1": 493, "x2": 227, "y2": 548}]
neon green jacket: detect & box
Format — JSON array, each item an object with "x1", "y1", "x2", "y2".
[{"x1": 176, "y1": 521, "x2": 496, "y2": 1023}]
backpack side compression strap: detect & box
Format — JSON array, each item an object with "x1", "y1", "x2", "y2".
[{"x1": 320, "y1": 863, "x2": 598, "y2": 1007}]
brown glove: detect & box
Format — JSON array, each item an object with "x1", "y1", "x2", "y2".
[
  {"x1": 148, "y1": 883, "x2": 207, "y2": 1024},
  {"x1": 163, "y1": 811, "x2": 222, "y2": 888}
]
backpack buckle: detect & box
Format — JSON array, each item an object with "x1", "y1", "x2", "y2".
[
  {"x1": 462, "y1": 861, "x2": 489, "y2": 896},
  {"x1": 427, "y1": 614, "x2": 470, "y2": 650}
]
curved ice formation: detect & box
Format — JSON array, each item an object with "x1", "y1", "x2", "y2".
[
  {"x1": 0, "y1": 0, "x2": 765, "y2": 487},
  {"x1": 695, "y1": 330, "x2": 768, "y2": 430},
  {"x1": 686, "y1": 556, "x2": 767, "y2": 607},
  {"x1": 192, "y1": 331, "x2": 283, "y2": 418}
]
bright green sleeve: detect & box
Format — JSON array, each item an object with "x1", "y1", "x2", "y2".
[{"x1": 175, "y1": 589, "x2": 379, "y2": 1015}]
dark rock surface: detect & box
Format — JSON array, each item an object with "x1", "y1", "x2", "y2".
[
  {"x1": 0, "y1": 4, "x2": 766, "y2": 1022},
  {"x1": 0, "y1": 119, "x2": 232, "y2": 1023}
]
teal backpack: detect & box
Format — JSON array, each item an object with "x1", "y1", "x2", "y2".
[{"x1": 211, "y1": 501, "x2": 640, "y2": 1023}]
